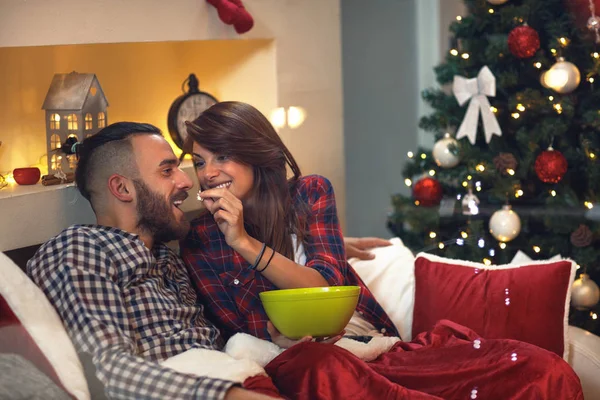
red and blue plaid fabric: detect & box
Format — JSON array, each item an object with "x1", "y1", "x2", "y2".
[
  {"x1": 182, "y1": 175, "x2": 399, "y2": 340},
  {"x1": 28, "y1": 225, "x2": 236, "y2": 400}
]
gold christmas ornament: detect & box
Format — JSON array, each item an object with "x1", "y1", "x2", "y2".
[
  {"x1": 571, "y1": 273, "x2": 600, "y2": 309},
  {"x1": 540, "y1": 57, "x2": 581, "y2": 94},
  {"x1": 489, "y1": 205, "x2": 521, "y2": 242}
]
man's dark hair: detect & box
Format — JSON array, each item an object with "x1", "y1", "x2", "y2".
[{"x1": 75, "y1": 122, "x2": 162, "y2": 205}]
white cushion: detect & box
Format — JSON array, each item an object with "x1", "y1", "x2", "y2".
[
  {"x1": 0, "y1": 252, "x2": 90, "y2": 400},
  {"x1": 348, "y1": 237, "x2": 415, "y2": 341}
]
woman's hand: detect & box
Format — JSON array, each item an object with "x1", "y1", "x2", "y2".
[
  {"x1": 199, "y1": 188, "x2": 248, "y2": 248},
  {"x1": 267, "y1": 321, "x2": 345, "y2": 349}
]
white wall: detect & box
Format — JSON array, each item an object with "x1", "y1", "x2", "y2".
[{"x1": 0, "y1": 0, "x2": 346, "y2": 250}]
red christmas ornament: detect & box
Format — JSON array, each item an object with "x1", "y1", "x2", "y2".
[
  {"x1": 534, "y1": 147, "x2": 568, "y2": 183},
  {"x1": 508, "y1": 25, "x2": 540, "y2": 58},
  {"x1": 412, "y1": 177, "x2": 443, "y2": 207}
]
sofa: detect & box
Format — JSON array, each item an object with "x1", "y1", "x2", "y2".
[{"x1": 1, "y1": 238, "x2": 600, "y2": 399}]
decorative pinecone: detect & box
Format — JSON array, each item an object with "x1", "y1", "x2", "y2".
[
  {"x1": 493, "y1": 153, "x2": 518, "y2": 174},
  {"x1": 570, "y1": 225, "x2": 593, "y2": 247}
]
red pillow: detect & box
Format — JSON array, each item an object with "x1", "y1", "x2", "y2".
[{"x1": 412, "y1": 253, "x2": 576, "y2": 359}]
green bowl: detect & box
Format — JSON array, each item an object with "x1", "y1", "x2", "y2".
[{"x1": 259, "y1": 286, "x2": 360, "y2": 339}]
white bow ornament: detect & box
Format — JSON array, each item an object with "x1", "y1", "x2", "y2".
[{"x1": 453, "y1": 66, "x2": 502, "y2": 145}]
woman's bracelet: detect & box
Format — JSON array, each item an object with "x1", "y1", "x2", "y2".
[
  {"x1": 258, "y1": 247, "x2": 276, "y2": 273},
  {"x1": 251, "y1": 242, "x2": 267, "y2": 270}
]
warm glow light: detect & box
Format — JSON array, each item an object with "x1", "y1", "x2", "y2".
[
  {"x1": 483, "y1": 258, "x2": 492, "y2": 266},
  {"x1": 476, "y1": 164, "x2": 485, "y2": 172},
  {"x1": 511, "y1": 112, "x2": 520, "y2": 119},
  {"x1": 429, "y1": 170, "x2": 436, "y2": 176},
  {"x1": 499, "y1": 242, "x2": 507, "y2": 249},
  {"x1": 559, "y1": 37, "x2": 569, "y2": 46},
  {"x1": 421, "y1": 153, "x2": 427, "y2": 159},
  {"x1": 490, "y1": 106, "x2": 498, "y2": 113},
  {"x1": 405, "y1": 178, "x2": 412, "y2": 187},
  {"x1": 488, "y1": 8, "x2": 494, "y2": 13},
  {"x1": 429, "y1": 232, "x2": 437, "y2": 239},
  {"x1": 589, "y1": 77, "x2": 595, "y2": 83},
  {"x1": 554, "y1": 104, "x2": 563, "y2": 114},
  {"x1": 590, "y1": 153, "x2": 596, "y2": 159},
  {"x1": 461, "y1": 231, "x2": 468, "y2": 239},
  {"x1": 407, "y1": 151, "x2": 414, "y2": 158},
  {"x1": 550, "y1": 48, "x2": 557, "y2": 55},
  {"x1": 439, "y1": 243, "x2": 445, "y2": 249},
  {"x1": 462, "y1": 181, "x2": 468, "y2": 187},
  {"x1": 287, "y1": 106, "x2": 306, "y2": 129},
  {"x1": 593, "y1": 52, "x2": 599, "y2": 59},
  {"x1": 516, "y1": 104, "x2": 526, "y2": 112},
  {"x1": 270, "y1": 107, "x2": 286, "y2": 129},
  {"x1": 476, "y1": 186, "x2": 482, "y2": 192},
  {"x1": 507, "y1": 168, "x2": 515, "y2": 176},
  {"x1": 415, "y1": 200, "x2": 420, "y2": 206},
  {"x1": 461, "y1": 53, "x2": 470, "y2": 59},
  {"x1": 534, "y1": 62, "x2": 542, "y2": 69},
  {"x1": 450, "y1": 49, "x2": 459, "y2": 56},
  {"x1": 577, "y1": 264, "x2": 581, "y2": 270},
  {"x1": 585, "y1": 201, "x2": 594, "y2": 209},
  {"x1": 515, "y1": 189, "x2": 524, "y2": 198},
  {"x1": 548, "y1": 96, "x2": 554, "y2": 101},
  {"x1": 5, "y1": 173, "x2": 16, "y2": 185},
  {"x1": 467, "y1": 175, "x2": 472, "y2": 180},
  {"x1": 592, "y1": 312, "x2": 598, "y2": 320},
  {"x1": 456, "y1": 16, "x2": 462, "y2": 21},
  {"x1": 533, "y1": 246, "x2": 541, "y2": 253},
  {"x1": 550, "y1": 190, "x2": 557, "y2": 197}
]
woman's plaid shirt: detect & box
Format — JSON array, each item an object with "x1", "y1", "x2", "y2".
[
  {"x1": 27, "y1": 225, "x2": 236, "y2": 400},
  {"x1": 181, "y1": 175, "x2": 399, "y2": 341}
]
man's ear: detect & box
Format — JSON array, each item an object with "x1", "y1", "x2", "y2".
[{"x1": 107, "y1": 174, "x2": 135, "y2": 202}]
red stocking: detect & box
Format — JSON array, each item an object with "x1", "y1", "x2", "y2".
[
  {"x1": 227, "y1": 0, "x2": 254, "y2": 34},
  {"x1": 206, "y1": 0, "x2": 254, "y2": 34},
  {"x1": 206, "y1": 0, "x2": 239, "y2": 25}
]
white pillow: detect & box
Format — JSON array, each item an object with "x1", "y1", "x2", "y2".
[
  {"x1": 348, "y1": 238, "x2": 415, "y2": 341},
  {"x1": 0, "y1": 252, "x2": 90, "y2": 400}
]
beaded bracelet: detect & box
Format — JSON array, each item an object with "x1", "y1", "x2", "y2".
[
  {"x1": 251, "y1": 242, "x2": 267, "y2": 270},
  {"x1": 258, "y1": 248, "x2": 276, "y2": 273}
]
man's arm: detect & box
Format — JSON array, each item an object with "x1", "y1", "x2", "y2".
[{"x1": 28, "y1": 234, "x2": 237, "y2": 400}]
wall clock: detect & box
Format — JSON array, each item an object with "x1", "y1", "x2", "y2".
[{"x1": 167, "y1": 73, "x2": 218, "y2": 151}]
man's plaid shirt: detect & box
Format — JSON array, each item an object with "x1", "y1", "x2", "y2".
[
  {"x1": 27, "y1": 225, "x2": 237, "y2": 400},
  {"x1": 181, "y1": 175, "x2": 399, "y2": 341}
]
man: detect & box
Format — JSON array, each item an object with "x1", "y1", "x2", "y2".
[{"x1": 27, "y1": 122, "x2": 274, "y2": 399}]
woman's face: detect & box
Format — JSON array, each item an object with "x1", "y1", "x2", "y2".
[{"x1": 191, "y1": 142, "x2": 254, "y2": 201}]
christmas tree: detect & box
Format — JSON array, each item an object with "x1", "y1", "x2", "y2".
[{"x1": 387, "y1": 0, "x2": 600, "y2": 335}]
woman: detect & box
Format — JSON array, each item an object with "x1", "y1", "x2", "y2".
[{"x1": 180, "y1": 101, "x2": 398, "y2": 342}]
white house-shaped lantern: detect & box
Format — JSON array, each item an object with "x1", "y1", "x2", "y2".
[{"x1": 42, "y1": 72, "x2": 109, "y2": 174}]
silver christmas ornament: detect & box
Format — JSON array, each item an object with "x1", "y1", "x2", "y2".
[
  {"x1": 489, "y1": 205, "x2": 521, "y2": 242},
  {"x1": 571, "y1": 273, "x2": 600, "y2": 310},
  {"x1": 433, "y1": 134, "x2": 460, "y2": 168}
]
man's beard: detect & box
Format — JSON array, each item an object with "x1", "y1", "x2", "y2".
[{"x1": 133, "y1": 179, "x2": 190, "y2": 244}]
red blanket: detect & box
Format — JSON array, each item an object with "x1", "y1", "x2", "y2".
[{"x1": 244, "y1": 320, "x2": 583, "y2": 399}]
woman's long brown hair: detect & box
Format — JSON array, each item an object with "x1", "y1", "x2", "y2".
[{"x1": 185, "y1": 101, "x2": 306, "y2": 259}]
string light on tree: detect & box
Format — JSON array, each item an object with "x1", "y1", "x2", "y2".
[
  {"x1": 535, "y1": 146, "x2": 568, "y2": 183},
  {"x1": 540, "y1": 57, "x2": 581, "y2": 94},
  {"x1": 489, "y1": 205, "x2": 521, "y2": 242},
  {"x1": 433, "y1": 133, "x2": 461, "y2": 168}
]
